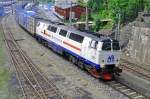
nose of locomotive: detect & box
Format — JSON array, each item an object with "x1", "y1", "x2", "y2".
[
  {"x1": 102, "y1": 54, "x2": 120, "y2": 66},
  {"x1": 101, "y1": 54, "x2": 116, "y2": 65}
]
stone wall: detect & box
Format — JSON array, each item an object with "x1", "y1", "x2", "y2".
[{"x1": 127, "y1": 26, "x2": 150, "y2": 64}]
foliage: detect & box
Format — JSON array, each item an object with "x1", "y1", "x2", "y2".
[
  {"x1": 77, "y1": 0, "x2": 86, "y2": 7},
  {"x1": 88, "y1": 0, "x2": 104, "y2": 11},
  {"x1": 86, "y1": 0, "x2": 145, "y2": 31},
  {"x1": 144, "y1": 0, "x2": 150, "y2": 12}
]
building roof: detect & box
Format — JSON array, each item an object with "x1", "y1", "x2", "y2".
[
  {"x1": 55, "y1": 0, "x2": 76, "y2": 4},
  {"x1": 55, "y1": 1, "x2": 78, "y2": 9}
]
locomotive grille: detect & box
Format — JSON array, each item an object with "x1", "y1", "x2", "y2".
[{"x1": 104, "y1": 65, "x2": 115, "y2": 72}]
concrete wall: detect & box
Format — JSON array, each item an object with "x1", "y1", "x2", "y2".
[{"x1": 127, "y1": 26, "x2": 150, "y2": 64}]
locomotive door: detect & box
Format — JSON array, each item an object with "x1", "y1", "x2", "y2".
[
  {"x1": 88, "y1": 40, "x2": 98, "y2": 62},
  {"x1": 82, "y1": 38, "x2": 97, "y2": 62}
]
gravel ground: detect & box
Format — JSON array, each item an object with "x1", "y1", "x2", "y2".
[{"x1": 8, "y1": 14, "x2": 128, "y2": 99}]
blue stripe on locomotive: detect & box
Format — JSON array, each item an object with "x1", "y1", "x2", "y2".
[{"x1": 36, "y1": 34, "x2": 101, "y2": 70}]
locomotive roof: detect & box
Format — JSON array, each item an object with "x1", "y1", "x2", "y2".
[
  {"x1": 15, "y1": 8, "x2": 110, "y2": 41},
  {"x1": 38, "y1": 19, "x2": 110, "y2": 41}
]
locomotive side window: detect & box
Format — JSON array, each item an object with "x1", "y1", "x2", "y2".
[
  {"x1": 50, "y1": 26, "x2": 57, "y2": 33},
  {"x1": 59, "y1": 29, "x2": 67, "y2": 37},
  {"x1": 90, "y1": 40, "x2": 98, "y2": 49},
  {"x1": 48, "y1": 25, "x2": 57, "y2": 33},
  {"x1": 102, "y1": 39, "x2": 111, "y2": 51},
  {"x1": 69, "y1": 33, "x2": 84, "y2": 43}
]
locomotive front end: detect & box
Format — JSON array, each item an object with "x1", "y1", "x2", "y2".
[{"x1": 98, "y1": 39, "x2": 122, "y2": 80}]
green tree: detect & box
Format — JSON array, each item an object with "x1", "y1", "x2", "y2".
[
  {"x1": 88, "y1": 0, "x2": 104, "y2": 11},
  {"x1": 86, "y1": 0, "x2": 146, "y2": 31},
  {"x1": 145, "y1": 0, "x2": 150, "y2": 12},
  {"x1": 77, "y1": 0, "x2": 86, "y2": 6}
]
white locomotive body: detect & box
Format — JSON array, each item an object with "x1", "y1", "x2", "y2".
[{"x1": 35, "y1": 20, "x2": 122, "y2": 80}]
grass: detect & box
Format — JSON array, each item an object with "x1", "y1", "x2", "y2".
[
  {"x1": 0, "y1": 22, "x2": 10, "y2": 98},
  {"x1": 0, "y1": 24, "x2": 18, "y2": 99},
  {"x1": 0, "y1": 68, "x2": 10, "y2": 99}
]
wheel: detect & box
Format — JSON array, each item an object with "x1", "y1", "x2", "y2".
[
  {"x1": 69, "y1": 55, "x2": 77, "y2": 64},
  {"x1": 77, "y1": 60, "x2": 84, "y2": 69},
  {"x1": 35, "y1": 36, "x2": 39, "y2": 41},
  {"x1": 37, "y1": 38, "x2": 42, "y2": 43},
  {"x1": 69, "y1": 55, "x2": 73, "y2": 62},
  {"x1": 43, "y1": 41, "x2": 48, "y2": 47},
  {"x1": 84, "y1": 64, "x2": 92, "y2": 71}
]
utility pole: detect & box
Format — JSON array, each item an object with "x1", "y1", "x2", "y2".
[
  {"x1": 85, "y1": 6, "x2": 89, "y2": 30},
  {"x1": 115, "y1": 12, "x2": 121, "y2": 40},
  {"x1": 69, "y1": 1, "x2": 73, "y2": 26},
  {"x1": 84, "y1": 0, "x2": 89, "y2": 30}
]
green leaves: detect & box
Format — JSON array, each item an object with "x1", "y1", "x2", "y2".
[
  {"x1": 145, "y1": 0, "x2": 150, "y2": 12},
  {"x1": 77, "y1": 0, "x2": 87, "y2": 7},
  {"x1": 89, "y1": 0, "x2": 145, "y2": 23},
  {"x1": 88, "y1": 0, "x2": 104, "y2": 11},
  {"x1": 86, "y1": 0, "x2": 146, "y2": 31}
]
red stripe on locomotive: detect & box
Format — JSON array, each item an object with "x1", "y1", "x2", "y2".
[{"x1": 63, "y1": 41, "x2": 81, "y2": 51}]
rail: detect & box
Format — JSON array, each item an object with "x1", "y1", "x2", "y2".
[{"x1": 2, "y1": 14, "x2": 63, "y2": 99}]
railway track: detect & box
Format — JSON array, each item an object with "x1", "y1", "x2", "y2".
[
  {"x1": 107, "y1": 80, "x2": 149, "y2": 99},
  {"x1": 120, "y1": 59, "x2": 150, "y2": 81},
  {"x1": 41, "y1": 46, "x2": 150, "y2": 99},
  {"x1": 34, "y1": 46, "x2": 150, "y2": 99},
  {"x1": 2, "y1": 12, "x2": 149, "y2": 99},
  {"x1": 2, "y1": 14, "x2": 63, "y2": 99},
  {"x1": 31, "y1": 32, "x2": 150, "y2": 98}
]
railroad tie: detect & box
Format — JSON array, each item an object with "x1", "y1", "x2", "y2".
[
  {"x1": 121, "y1": 89, "x2": 130, "y2": 92},
  {"x1": 112, "y1": 83, "x2": 120, "y2": 86},
  {"x1": 116, "y1": 86, "x2": 126, "y2": 89},
  {"x1": 133, "y1": 95, "x2": 144, "y2": 99},
  {"x1": 127, "y1": 92, "x2": 136, "y2": 95}
]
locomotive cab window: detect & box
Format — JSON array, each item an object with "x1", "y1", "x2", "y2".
[
  {"x1": 69, "y1": 33, "x2": 84, "y2": 43},
  {"x1": 43, "y1": 24, "x2": 45, "y2": 28},
  {"x1": 59, "y1": 29, "x2": 67, "y2": 37},
  {"x1": 102, "y1": 39, "x2": 111, "y2": 51},
  {"x1": 47, "y1": 25, "x2": 51, "y2": 31},
  {"x1": 37, "y1": 22, "x2": 40, "y2": 27},
  {"x1": 113, "y1": 40, "x2": 120, "y2": 50},
  {"x1": 47, "y1": 25, "x2": 57, "y2": 33},
  {"x1": 90, "y1": 40, "x2": 98, "y2": 49}
]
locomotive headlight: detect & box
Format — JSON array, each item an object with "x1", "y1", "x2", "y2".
[
  {"x1": 116, "y1": 59, "x2": 120, "y2": 63},
  {"x1": 116, "y1": 59, "x2": 120, "y2": 67}
]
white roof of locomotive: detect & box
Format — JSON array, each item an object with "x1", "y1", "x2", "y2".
[{"x1": 38, "y1": 19, "x2": 110, "y2": 42}]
